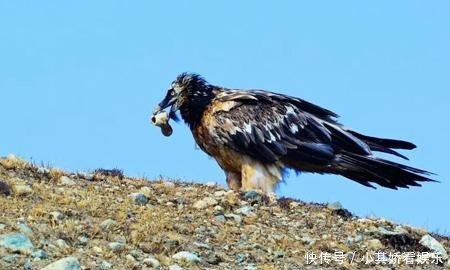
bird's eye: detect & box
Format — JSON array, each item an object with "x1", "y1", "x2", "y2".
[{"x1": 170, "y1": 90, "x2": 176, "y2": 96}]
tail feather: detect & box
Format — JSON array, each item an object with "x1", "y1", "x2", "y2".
[
  {"x1": 335, "y1": 151, "x2": 436, "y2": 189},
  {"x1": 347, "y1": 130, "x2": 416, "y2": 150}
]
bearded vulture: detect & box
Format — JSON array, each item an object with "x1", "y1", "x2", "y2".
[{"x1": 152, "y1": 73, "x2": 434, "y2": 193}]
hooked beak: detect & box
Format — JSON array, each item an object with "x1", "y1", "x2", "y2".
[{"x1": 153, "y1": 90, "x2": 180, "y2": 121}]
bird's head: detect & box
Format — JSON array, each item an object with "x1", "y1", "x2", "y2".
[{"x1": 153, "y1": 73, "x2": 213, "y2": 122}]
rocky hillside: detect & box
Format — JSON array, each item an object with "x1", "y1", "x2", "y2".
[{"x1": 0, "y1": 155, "x2": 449, "y2": 270}]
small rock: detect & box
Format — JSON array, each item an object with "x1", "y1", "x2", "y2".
[
  {"x1": 274, "y1": 250, "x2": 285, "y2": 258},
  {"x1": 12, "y1": 183, "x2": 33, "y2": 196},
  {"x1": 214, "y1": 215, "x2": 226, "y2": 223},
  {"x1": 0, "y1": 224, "x2": 6, "y2": 230},
  {"x1": 129, "y1": 193, "x2": 149, "y2": 205},
  {"x1": 225, "y1": 191, "x2": 239, "y2": 205},
  {"x1": 77, "y1": 172, "x2": 93, "y2": 181},
  {"x1": 143, "y1": 257, "x2": 160, "y2": 267},
  {"x1": 0, "y1": 233, "x2": 34, "y2": 254},
  {"x1": 50, "y1": 211, "x2": 65, "y2": 222},
  {"x1": 377, "y1": 225, "x2": 408, "y2": 236},
  {"x1": 366, "y1": 239, "x2": 383, "y2": 250},
  {"x1": 193, "y1": 200, "x2": 208, "y2": 209},
  {"x1": 2, "y1": 254, "x2": 18, "y2": 263},
  {"x1": 32, "y1": 249, "x2": 49, "y2": 259},
  {"x1": 0, "y1": 180, "x2": 11, "y2": 196},
  {"x1": 55, "y1": 239, "x2": 70, "y2": 249},
  {"x1": 194, "y1": 242, "x2": 210, "y2": 249},
  {"x1": 60, "y1": 176, "x2": 76, "y2": 186},
  {"x1": 203, "y1": 197, "x2": 218, "y2": 206},
  {"x1": 213, "y1": 190, "x2": 227, "y2": 197},
  {"x1": 236, "y1": 206, "x2": 254, "y2": 216},
  {"x1": 205, "y1": 181, "x2": 217, "y2": 187},
  {"x1": 244, "y1": 264, "x2": 257, "y2": 270},
  {"x1": 24, "y1": 259, "x2": 32, "y2": 270},
  {"x1": 300, "y1": 235, "x2": 315, "y2": 245},
  {"x1": 100, "y1": 219, "x2": 117, "y2": 230},
  {"x1": 108, "y1": 242, "x2": 125, "y2": 252},
  {"x1": 224, "y1": 213, "x2": 242, "y2": 224},
  {"x1": 100, "y1": 261, "x2": 112, "y2": 269},
  {"x1": 213, "y1": 205, "x2": 224, "y2": 215},
  {"x1": 140, "y1": 186, "x2": 152, "y2": 197},
  {"x1": 243, "y1": 190, "x2": 262, "y2": 203},
  {"x1": 37, "y1": 167, "x2": 50, "y2": 174},
  {"x1": 41, "y1": 256, "x2": 81, "y2": 270},
  {"x1": 163, "y1": 181, "x2": 175, "y2": 188},
  {"x1": 169, "y1": 264, "x2": 184, "y2": 270},
  {"x1": 172, "y1": 251, "x2": 201, "y2": 262},
  {"x1": 236, "y1": 253, "x2": 247, "y2": 263},
  {"x1": 18, "y1": 223, "x2": 33, "y2": 236},
  {"x1": 419, "y1": 234, "x2": 448, "y2": 260},
  {"x1": 77, "y1": 236, "x2": 89, "y2": 245},
  {"x1": 125, "y1": 254, "x2": 136, "y2": 263},
  {"x1": 92, "y1": 246, "x2": 103, "y2": 254},
  {"x1": 327, "y1": 201, "x2": 343, "y2": 210}
]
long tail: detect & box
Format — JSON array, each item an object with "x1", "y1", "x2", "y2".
[
  {"x1": 334, "y1": 151, "x2": 436, "y2": 189},
  {"x1": 347, "y1": 130, "x2": 416, "y2": 160}
]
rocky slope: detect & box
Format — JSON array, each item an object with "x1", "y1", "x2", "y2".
[{"x1": 0, "y1": 155, "x2": 449, "y2": 270}]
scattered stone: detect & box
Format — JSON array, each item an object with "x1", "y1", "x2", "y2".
[
  {"x1": 169, "y1": 264, "x2": 184, "y2": 270},
  {"x1": 143, "y1": 257, "x2": 160, "y2": 267},
  {"x1": 243, "y1": 190, "x2": 262, "y2": 203},
  {"x1": 100, "y1": 219, "x2": 117, "y2": 230},
  {"x1": 108, "y1": 242, "x2": 125, "y2": 252},
  {"x1": 419, "y1": 234, "x2": 448, "y2": 260},
  {"x1": 193, "y1": 199, "x2": 208, "y2": 209},
  {"x1": 77, "y1": 236, "x2": 89, "y2": 245},
  {"x1": 18, "y1": 223, "x2": 33, "y2": 236},
  {"x1": 129, "y1": 193, "x2": 149, "y2": 205},
  {"x1": 172, "y1": 251, "x2": 201, "y2": 262},
  {"x1": 32, "y1": 249, "x2": 49, "y2": 259},
  {"x1": 366, "y1": 239, "x2": 383, "y2": 250},
  {"x1": 0, "y1": 233, "x2": 34, "y2": 254},
  {"x1": 41, "y1": 256, "x2": 81, "y2": 270},
  {"x1": 236, "y1": 206, "x2": 254, "y2": 216},
  {"x1": 327, "y1": 201, "x2": 343, "y2": 210},
  {"x1": 274, "y1": 250, "x2": 285, "y2": 258},
  {"x1": 139, "y1": 186, "x2": 152, "y2": 197},
  {"x1": 205, "y1": 181, "x2": 217, "y2": 187},
  {"x1": 60, "y1": 176, "x2": 76, "y2": 186},
  {"x1": 203, "y1": 197, "x2": 218, "y2": 206},
  {"x1": 213, "y1": 190, "x2": 227, "y2": 197},
  {"x1": 55, "y1": 239, "x2": 70, "y2": 249},
  {"x1": 244, "y1": 264, "x2": 257, "y2": 270},
  {"x1": 100, "y1": 261, "x2": 112, "y2": 269},
  {"x1": 236, "y1": 253, "x2": 247, "y2": 263},
  {"x1": 50, "y1": 211, "x2": 65, "y2": 223},
  {"x1": 77, "y1": 172, "x2": 93, "y2": 181},
  {"x1": 37, "y1": 167, "x2": 50, "y2": 174},
  {"x1": 11, "y1": 183, "x2": 33, "y2": 196},
  {"x1": 92, "y1": 246, "x2": 103, "y2": 254},
  {"x1": 194, "y1": 241, "x2": 210, "y2": 249},
  {"x1": 2, "y1": 254, "x2": 18, "y2": 263},
  {"x1": 163, "y1": 181, "x2": 175, "y2": 188},
  {"x1": 24, "y1": 259, "x2": 32, "y2": 270},
  {"x1": 125, "y1": 254, "x2": 136, "y2": 263},
  {"x1": 0, "y1": 224, "x2": 6, "y2": 230},
  {"x1": 225, "y1": 213, "x2": 242, "y2": 224},
  {"x1": 377, "y1": 225, "x2": 408, "y2": 236},
  {"x1": 214, "y1": 215, "x2": 226, "y2": 223},
  {"x1": 0, "y1": 180, "x2": 11, "y2": 196}
]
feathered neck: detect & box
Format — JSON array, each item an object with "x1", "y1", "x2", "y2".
[{"x1": 179, "y1": 84, "x2": 216, "y2": 128}]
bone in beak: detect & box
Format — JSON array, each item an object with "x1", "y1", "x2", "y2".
[{"x1": 151, "y1": 111, "x2": 173, "y2": 137}]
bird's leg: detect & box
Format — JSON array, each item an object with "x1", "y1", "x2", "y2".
[{"x1": 225, "y1": 171, "x2": 242, "y2": 191}]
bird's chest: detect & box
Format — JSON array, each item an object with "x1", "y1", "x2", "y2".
[{"x1": 192, "y1": 112, "x2": 245, "y2": 173}]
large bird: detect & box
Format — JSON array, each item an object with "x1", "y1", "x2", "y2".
[{"x1": 152, "y1": 73, "x2": 435, "y2": 193}]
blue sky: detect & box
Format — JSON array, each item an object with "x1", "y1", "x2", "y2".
[{"x1": 1, "y1": 1, "x2": 449, "y2": 233}]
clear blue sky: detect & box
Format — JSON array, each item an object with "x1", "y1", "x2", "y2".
[{"x1": 1, "y1": 1, "x2": 449, "y2": 233}]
